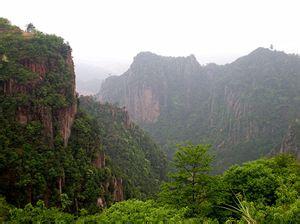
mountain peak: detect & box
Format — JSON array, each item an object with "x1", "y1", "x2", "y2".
[
  {"x1": 232, "y1": 47, "x2": 294, "y2": 66},
  {"x1": 132, "y1": 51, "x2": 199, "y2": 66},
  {"x1": 132, "y1": 51, "x2": 161, "y2": 63},
  {"x1": 250, "y1": 47, "x2": 273, "y2": 54}
]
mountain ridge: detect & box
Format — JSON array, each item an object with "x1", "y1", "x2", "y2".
[{"x1": 99, "y1": 47, "x2": 300, "y2": 170}]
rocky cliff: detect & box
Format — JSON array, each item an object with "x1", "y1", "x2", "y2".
[
  {"x1": 99, "y1": 52, "x2": 202, "y2": 123},
  {"x1": 99, "y1": 48, "x2": 300, "y2": 170},
  {"x1": 0, "y1": 19, "x2": 166, "y2": 211},
  {"x1": 280, "y1": 120, "x2": 300, "y2": 159},
  {"x1": 0, "y1": 20, "x2": 77, "y2": 147},
  {"x1": 2, "y1": 52, "x2": 77, "y2": 147}
]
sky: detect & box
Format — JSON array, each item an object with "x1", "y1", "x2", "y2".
[{"x1": 2, "y1": 0, "x2": 300, "y2": 73}]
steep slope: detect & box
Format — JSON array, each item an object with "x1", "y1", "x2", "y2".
[
  {"x1": 279, "y1": 119, "x2": 300, "y2": 159},
  {"x1": 99, "y1": 48, "x2": 300, "y2": 170},
  {"x1": 0, "y1": 18, "x2": 166, "y2": 212},
  {"x1": 99, "y1": 52, "x2": 204, "y2": 123}
]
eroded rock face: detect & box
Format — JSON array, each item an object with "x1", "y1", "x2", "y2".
[
  {"x1": 280, "y1": 122, "x2": 300, "y2": 159},
  {"x1": 99, "y1": 52, "x2": 201, "y2": 124},
  {"x1": 93, "y1": 152, "x2": 106, "y2": 169},
  {"x1": 98, "y1": 48, "x2": 300, "y2": 170},
  {"x1": 95, "y1": 157, "x2": 124, "y2": 207},
  {"x1": 126, "y1": 87, "x2": 160, "y2": 123},
  {"x1": 2, "y1": 50, "x2": 77, "y2": 147},
  {"x1": 57, "y1": 103, "x2": 77, "y2": 146}
]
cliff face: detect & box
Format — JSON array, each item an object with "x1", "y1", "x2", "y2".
[
  {"x1": 280, "y1": 121, "x2": 300, "y2": 159},
  {"x1": 99, "y1": 48, "x2": 300, "y2": 170},
  {"x1": 100, "y1": 52, "x2": 202, "y2": 123},
  {"x1": 0, "y1": 23, "x2": 77, "y2": 147},
  {"x1": 3, "y1": 54, "x2": 77, "y2": 146},
  {"x1": 0, "y1": 19, "x2": 129, "y2": 210},
  {"x1": 1, "y1": 19, "x2": 167, "y2": 211}
]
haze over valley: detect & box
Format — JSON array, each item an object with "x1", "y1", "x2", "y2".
[{"x1": 1, "y1": 1, "x2": 300, "y2": 223}]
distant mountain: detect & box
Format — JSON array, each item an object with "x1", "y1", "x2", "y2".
[
  {"x1": 98, "y1": 48, "x2": 300, "y2": 171},
  {"x1": 75, "y1": 62, "x2": 110, "y2": 95}
]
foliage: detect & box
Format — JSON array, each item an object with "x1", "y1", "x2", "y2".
[
  {"x1": 0, "y1": 196, "x2": 11, "y2": 222},
  {"x1": 1, "y1": 153, "x2": 299, "y2": 223},
  {"x1": 221, "y1": 154, "x2": 300, "y2": 223},
  {"x1": 9, "y1": 200, "x2": 74, "y2": 224},
  {"x1": 76, "y1": 200, "x2": 188, "y2": 223},
  {"x1": 0, "y1": 19, "x2": 166, "y2": 214},
  {"x1": 159, "y1": 151, "x2": 299, "y2": 223},
  {"x1": 222, "y1": 194, "x2": 257, "y2": 224},
  {"x1": 1, "y1": 18, "x2": 299, "y2": 224},
  {"x1": 159, "y1": 144, "x2": 214, "y2": 216},
  {"x1": 78, "y1": 96, "x2": 167, "y2": 199}
]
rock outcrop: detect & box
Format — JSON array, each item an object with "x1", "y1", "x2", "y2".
[
  {"x1": 1, "y1": 49, "x2": 77, "y2": 146},
  {"x1": 280, "y1": 121, "x2": 300, "y2": 159},
  {"x1": 99, "y1": 48, "x2": 300, "y2": 170},
  {"x1": 0, "y1": 21, "x2": 130, "y2": 209},
  {"x1": 99, "y1": 52, "x2": 201, "y2": 123}
]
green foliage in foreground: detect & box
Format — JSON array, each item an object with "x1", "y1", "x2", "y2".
[
  {"x1": 159, "y1": 144, "x2": 214, "y2": 216},
  {"x1": 76, "y1": 200, "x2": 189, "y2": 223},
  {"x1": 2, "y1": 199, "x2": 217, "y2": 224},
  {"x1": 221, "y1": 154, "x2": 300, "y2": 223},
  {"x1": 8, "y1": 201, "x2": 74, "y2": 224},
  {"x1": 1, "y1": 145, "x2": 299, "y2": 223}
]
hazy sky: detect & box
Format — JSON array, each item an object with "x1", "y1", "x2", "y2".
[{"x1": 2, "y1": 0, "x2": 300, "y2": 70}]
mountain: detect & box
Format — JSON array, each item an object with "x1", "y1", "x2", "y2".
[
  {"x1": 0, "y1": 18, "x2": 166, "y2": 212},
  {"x1": 98, "y1": 48, "x2": 300, "y2": 170}
]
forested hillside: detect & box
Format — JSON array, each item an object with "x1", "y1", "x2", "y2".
[
  {"x1": 0, "y1": 18, "x2": 299, "y2": 224},
  {"x1": 99, "y1": 49, "x2": 300, "y2": 170},
  {"x1": 0, "y1": 18, "x2": 166, "y2": 213}
]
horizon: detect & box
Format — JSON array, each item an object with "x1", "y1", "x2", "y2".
[{"x1": 2, "y1": 0, "x2": 300, "y2": 75}]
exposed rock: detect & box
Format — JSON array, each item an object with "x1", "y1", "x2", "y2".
[
  {"x1": 2, "y1": 51, "x2": 77, "y2": 146},
  {"x1": 99, "y1": 52, "x2": 202, "y2": 124},
  {"x1": 21, "y1": 59, "x2": 47, "y2": 76},
  {"x1": 111, "y1": 177, "x2": 124, "y2": 202},
  {"x1": 57, "y1": 103, "x2": 77, "y2": 146},
  {"x1": 99, "y1": 48, "x2": 300, "y2": 170},
  {"x1": 126, "y1": 86, "x2": 160, "y2": 123},
  {"x1": 280, "y1": 121, "x2": 300, "y2": 159},
  {"x1": 93, "y1": 152, "x2": 106, "y2": 169},
  {"x1": 97, "y1": 197, "x2": 106, "y2": 208}
]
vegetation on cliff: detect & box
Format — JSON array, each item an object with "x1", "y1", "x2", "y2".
[
  {"x1": 75, "y1": 96, "x2": 166, "y2": 199},
  {"x1": 1, "y1": 18, "x2": 299, "y2": 223},
  {"x1": 0, "y1": 18, "x2": 166, "y2": 214},
  {"x1": 99, "y1": 49, "x2": 300, "y2": 171}
]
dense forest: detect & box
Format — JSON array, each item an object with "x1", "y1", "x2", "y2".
[
  {"x1": 99, "y1": 50, "x2": 300, "y2": 171},
  {"x1": 0, "y1": 18, "x2": 165, "y2": 217},
  {"x1": 1, "y1": 148, "x2": 299, "y2": 223},
  {"x1": 0, "y1": 18, "x2": 299, "y2": 223}
]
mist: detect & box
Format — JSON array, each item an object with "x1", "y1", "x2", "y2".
[{"x1": 2, "y1": 0, "x2": 300, "y2": 68}]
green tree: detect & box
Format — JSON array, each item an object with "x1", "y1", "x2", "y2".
[
  {"x1": 221, "y1": 154, "x2": 300, "y2": 223},
  {"x1": 160, "y1": 144, "x2": 213, "y2": 216},
  {"x1": 0, "y1": 197, "x2": 11, "y2": 223}
]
